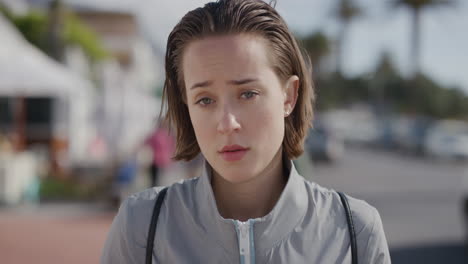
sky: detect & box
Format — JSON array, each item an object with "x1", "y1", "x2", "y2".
[{"x1": 63, "y1": 0, "x2": 468, "y2": 93}]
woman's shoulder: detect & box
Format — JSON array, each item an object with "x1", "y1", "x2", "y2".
[
  {"x1": 101, "y1": 178, "x2": 201, "y2": 263},
  {"x1": 125, "y1": 177, "x2": 200, "y2": 211},
  {"x1": 300, "y1": 179, "x2": 390, "y2": 262},
  {"x1": 112, "y1": 178, "x2": 200, "y2": 240},
  {"x1": 303, "y1": 180, "x2": 381, "y2": 238}
]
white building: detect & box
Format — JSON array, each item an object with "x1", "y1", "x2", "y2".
[
  {"x1": 0, "y1": 13, "x2": 97, "y2": 166},
  {"x1": 2, "y1": 0, "x2": 164, "y2": 169},
  {"x1": 0, "y1": 13, "x2": 96, "y2": 203},
  {"x1": 61, "y1": 1, "x2": 164, "y2": 161}
]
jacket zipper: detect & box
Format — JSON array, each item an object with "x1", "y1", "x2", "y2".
[{"x1": 236, "y1": 220, "x2": 254, "y2": 264}]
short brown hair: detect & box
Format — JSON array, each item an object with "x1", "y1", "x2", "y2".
[{"x1": 162, "y1": 0, "x2": 314, "y2": 161}]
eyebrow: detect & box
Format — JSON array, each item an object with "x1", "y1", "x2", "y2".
[
  {"x1": 227, "y1": 78, "x2": 258, "y2": 85},
  {"x1": 190, "y1": 80, "x2": 213, "y2": 90},
  {"x1": 190, "y1": 78, "x2": 258, "y2": 90}
]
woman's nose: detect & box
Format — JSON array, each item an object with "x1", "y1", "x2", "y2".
[{"x1": 217, "y1": 110, "x2": 241, "y2": 135}]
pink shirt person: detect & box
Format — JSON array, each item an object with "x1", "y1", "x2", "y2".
[{"x1": 145, "y1": 126, "x2": 175, "y2": 168}]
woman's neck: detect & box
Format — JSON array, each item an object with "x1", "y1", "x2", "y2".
[{"x1": 211, "y1": 150, "x2": 287, "y2": 222}]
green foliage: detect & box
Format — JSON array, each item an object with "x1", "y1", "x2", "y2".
[
  {"x1": 63, "y1": 14, "x2": 108, "y2": 62},
  {"x1": 1, "y1": 5, "x2": 108, "y2": 63},
  {"x1": 315, "y1": 73, "x2": 371, "y2": 110},
  {"x1": 301, "y1": 31, "x2": 331, "y2": 79},
  {"x1": 301, "y1": 31, "x2": 330, "y2": 67},
  {"x1": 335, "y1": 0, "x2": 363, "y2": 22},
  {"x1": 406, "y1": 74, "x2": 468, "y2": 118},
  {"x1": 312, "y1": 54, "x2": 468, "y2": 119},
  {"x1": 9, "y1": 10, "x2": 49, "y2": 52},
  {"x1": 375, "y1": 52, "x2": 400, "y2": 78},
  {"x1": 393, "y1": 0, "x2": 455, "y2": 10},
  {"x1": 39, "y1": 177, "x2": 90, "y2": 200}
]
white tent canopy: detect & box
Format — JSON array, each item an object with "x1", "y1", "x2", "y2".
[
  {"x1": 0, "y1": 10, "x2": 161, "y2": 165},
  {"x1": 0, "y1": 14, "x2": 92, "y2": 97},
  {"x1": 0, "y1": 14, "x2": 98, "y2": 167}
]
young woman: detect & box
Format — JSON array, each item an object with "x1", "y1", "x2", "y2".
[{"x1": 101, "y1": 0, "x2": 390, "y2": 263}]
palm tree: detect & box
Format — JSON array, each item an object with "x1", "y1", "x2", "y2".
[
  {"x1": 392, "y1": 0, "x2": 454, "y2": 77},
  {"x1": 302, "y1": 31, "x2": 331, "y2": 79},
  {"x1": 333, "y1": 0, "x2": 362, "y2": 75}
]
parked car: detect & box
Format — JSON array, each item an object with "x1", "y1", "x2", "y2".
[
  {"x1": 305, "y1": 120, "x2": 344, "y2": 162},
  {"x1": 424, "y1": 120, "x2": 468, "y2": 160},
  {"x1": 322, "y1": 108, "x2": 380, "y2": 147},
  {"x1": 393, "y1": 116, "x2": 433, "y2": 155}
]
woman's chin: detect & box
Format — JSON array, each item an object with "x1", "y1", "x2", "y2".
[{"x1": 212, "y1": 164, "x2": 257, "y2": 184}]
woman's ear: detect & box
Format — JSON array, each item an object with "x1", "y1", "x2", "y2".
[{"x1": 283, "y1": 75, "x2": 299, "y2": 117}]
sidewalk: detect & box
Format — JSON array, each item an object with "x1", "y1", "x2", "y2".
[{"x1": 0, "y1": 203, "x2": 115, "y2": 264}]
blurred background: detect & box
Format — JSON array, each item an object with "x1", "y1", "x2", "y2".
[{"x1": 0, "y1": 0, "x2": 467, "y2": 263}]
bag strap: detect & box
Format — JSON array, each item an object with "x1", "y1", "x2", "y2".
[
  {"x1": 337, "y1": 191, "x2": 358, "y2": 264},
  {"x1": 145, "y1": 187, "x2": 168, "y2": 264}
]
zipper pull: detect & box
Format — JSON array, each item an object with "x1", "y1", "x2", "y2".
[
  {"x1": 237, "y1": 221, "x2": 251, "y2": 264},
  {"x1": 239, "y1": 222, "x2": 249, "y2": 238}
]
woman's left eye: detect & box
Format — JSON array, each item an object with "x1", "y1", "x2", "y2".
[{"x1": 241, "y1": 91, "x2": 258, "y2": 99}]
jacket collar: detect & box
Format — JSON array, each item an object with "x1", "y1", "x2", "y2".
[{"x1": 195, "y1": 159, "x2": 308, "y2": 255}]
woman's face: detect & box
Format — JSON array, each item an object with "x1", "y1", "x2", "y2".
[{"x1": 183, "y1": 34, "x2": 298, "y2": 183}]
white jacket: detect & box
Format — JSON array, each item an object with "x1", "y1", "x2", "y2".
[{"x1": 101, "y1": 160, "x2": 391, "y2": 263}]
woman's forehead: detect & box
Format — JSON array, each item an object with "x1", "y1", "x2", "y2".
[{"x1": 182, "y1": 34, "x2": 276, "y2": 86}]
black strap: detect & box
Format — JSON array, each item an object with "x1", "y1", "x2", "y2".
[
  {"x1": 338, "y1": 191, "x2": 358, "y2": 264},
  {"x1": 145, "y1": 187, "x2": 168, "y2": 264}
]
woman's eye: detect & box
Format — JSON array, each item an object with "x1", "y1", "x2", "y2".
[
  {"x1": 241, "y1": 91, "x2": 258, "y2": 99},
  {"x1": 196, "y1": 97, "x2": 214, "y2": 106}
]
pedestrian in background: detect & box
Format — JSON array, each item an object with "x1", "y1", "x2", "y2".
[
  {"x1": 111, "y1": 155, "x2": 138, "y2": 207},
  {"x1": 145, "y1": 121, "x2": 175, "y2": 187},
  {"x1": 101, "y1": 0, "x2": 390, "y2": 263}
]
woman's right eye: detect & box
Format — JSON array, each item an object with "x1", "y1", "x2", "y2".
[{"x1": 195, "y1": 97, "x2": 214, "y2": 106}]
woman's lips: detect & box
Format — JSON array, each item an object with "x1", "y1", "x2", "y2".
[
  {"x1": 220, "y1": 149, "x2": 249, "y2": 161},
  {"x1": 219, "y1": 145, "x2": 249, "y2": 161}
]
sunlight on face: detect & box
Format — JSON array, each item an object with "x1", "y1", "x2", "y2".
[{"x1": 183, "y1": 34, "x2": 296, "y2": 183}]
